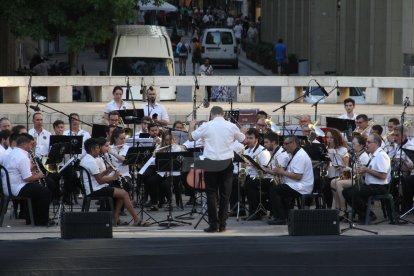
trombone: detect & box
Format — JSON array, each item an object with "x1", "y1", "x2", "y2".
[{"x1": 119, "y1": 117, "x2": 133, "y2": 139}]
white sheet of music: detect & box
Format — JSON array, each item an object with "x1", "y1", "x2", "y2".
[
  {"x1": 328, "y1": 153, "x2": 345, "y2": 167},
  {"x1": 138, "y1": 156, "x2": 155, "y2": 175}
]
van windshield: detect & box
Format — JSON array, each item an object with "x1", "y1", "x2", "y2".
[
  {"x1": 111, "y1": 57, "x2": 173, "y2": 76},
  {"x1": 205, "y1": 31, "x2": 234, "y2": 45}
]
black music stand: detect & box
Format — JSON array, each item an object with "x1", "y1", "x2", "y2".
[
  {"x1": 326, "y1": 117, "x2": 356, "y2": 141},
  {"x1": 171, "y1": 130, "x2": 188, "y2": 145},
  {"x1": 91, "y1": 124, "x2": 108, "y2": 139},
  {"x1": 176, "y1": 147, "x2": 206, "y2": 221},
  {"x1": 281, "y1": 125, "x2": 304, "y2": 136},
  {"x1": 50, "y1": 136, "x2": 83, "y2": 155},
  {"x1": 302, "y1": 143, "x2": 329, "y2": 162},
  {"x1": 242, "y1": 154, "x2": 268, "y2": 221},
  {"x1": 125, "y1": 146, "x2": 158, "y2": 225},
  {"x1": 224, "y1": 110, "x2": 239, "y2": 124},
  {"x1": 230, "y1": 152, "x2": 248, "y2": 221},
  {"x1": 399, "y1": 148, "x2": 414, "y2": 222},
  {"x1": 118, "y1": 109, "x2": 144, "y2": 124},
  {"x1": 155, "y1": 151, "x2": 192, "y2": 228}
]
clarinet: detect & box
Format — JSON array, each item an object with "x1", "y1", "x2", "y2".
[
  {"x1": 29, "y1": 151, "x2": 47, "y2": 187},
  {"x1": 101, "y1": 154, "x2": 126, "y2": 189}
]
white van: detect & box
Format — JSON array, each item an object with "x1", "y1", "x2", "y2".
[
  {"x1": 108, "y1": 25, "x2": 176, "y2": 101},
  {"x1": 201, "y1": 28, "x2": 238, "y2": 68}
]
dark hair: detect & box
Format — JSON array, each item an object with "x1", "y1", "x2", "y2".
[
  {"x1": 0, "y1": 129, "x2": 11, "y2": 141},
  {"x1": 108, "y1": 111, "x2": 120, "y2": 118},
  {"x1": 110, "y1": 128, "x2": 125, "y2": 145},
  {"x1": 84, "y1": 138, "x2": 99, "y2": 154},
  {"x1": 264, "y1": 131, "x2": 279, "y2": 143},
  {"x1": 69, "y1": 113, "x2": 80, "y2": 123},
  {"x1": 142, "y1": 116, "x2": 153, "y2": 123},
  {"x1": 371, "y1": 125, "x2": 383, "y2": 135},
  {"x1": 356, "y1": 114, "x2": 368, "y2": 122},
  {"x1": 148, "y1": 123, "x2": 159, "y2": 130},
  {"x1": 388, "y1": 118, "x2": 400, "y2": 125},
  {"x1": 352, "y1": 135, "x2": 366, "y2": 146},
  {"x1": 278, "y1": 38, "x2": 283, "y2": 43},
  {"x1": 53, "y1": 119, "x2": 65, "y2": 129},
  {"x1": 32, "y1": 112, "x2": 42, "y2": 120},
  {"x1": 257, "y1": 110, "x2": 268, "y2": 118},
  {"x1": 112, "y1": 86, "x2": 123, "y2": 94},
  {"x1": 105, "y1": 124, "x2": 118, "y2": 135},
  {"x1": 173, "y1": 120, "x2": 184, "y2": 129},
  {"x1": 12, "y1": 125, "x2": 26, "y2": 134},
  {"x1": 246, "y1": 128, "x2": 260, "y2": 139},
  {"x1": 343, "y1": 98, "x2": 355, "y2": 106},
  {"x1": 16, "y1": 133, "x2": 34, "y2": 146},
  {"x1": 96, "y1": 137, "x2": 108, "y2": 147},
  {"x1": 210, "y1": 106, "x2": 224, "y2": 116},
  {"x1": 327, "y1": 128, "x2": 346, "y2": 148},
  {"x1": 0, "y1": 117, "x2": 9, "y2": 123},
  {"x1": 9, "y1": 133, "x2": 20, "y2": 144},
  {"x1": 284, "y1": 135, "x2": 300, "y2": 145}
]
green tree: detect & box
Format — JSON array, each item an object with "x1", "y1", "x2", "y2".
[{"x1": 0, "y1": 0, "x2": 165, "y2": 75}]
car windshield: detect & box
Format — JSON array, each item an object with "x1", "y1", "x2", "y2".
[
  {"x1": 111, "y1": 57, "x2": 174, "y2": 76},
  {"x1": 205, "y1": 31, "x2": 233, "y2": 45}
]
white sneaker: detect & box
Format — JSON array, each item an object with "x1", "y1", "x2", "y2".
[{"x1": 78, "y1": 193, "x2": 83, "y2": 199}]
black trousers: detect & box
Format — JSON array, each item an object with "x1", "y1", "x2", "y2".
[
  {"x1": 18, "y1": 182, "x2": 52, "y2": 226},
  {"x1": 245, "y1": 177, "x2": 272, "y2": 215},
  {"x1": 229, "y1": 173, "x2": 246, "y2": 211},
  {"x1": 402, "y1": 175, "x2": 414, "y2": 213},
  {"x1": 269, "y1": 184, "x2": 301, "y2": 220},
  {"x1": 342, "y1": 184, "x2": 388, "y2": 218},
  {"x1": 204, "y1": 159, "x2": 233, "y2": 229},
  {"x1": 145, "y1": 172, "x2": 164, "y2": 205},
  {"x1": 160, "y1": 175, "x2": 182, "y2": 206}
]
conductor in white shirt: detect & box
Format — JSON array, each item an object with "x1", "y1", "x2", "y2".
[
  {"x1": 189, "y1": 106, "x2": 245, "y2": 233},
  {"x1": 140, "y1": 86, "x2": 169, "y2": 127}
]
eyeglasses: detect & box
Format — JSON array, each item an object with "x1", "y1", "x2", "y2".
[{"x1": 366, "y1": 141, "x2": 375, "y2": 144}]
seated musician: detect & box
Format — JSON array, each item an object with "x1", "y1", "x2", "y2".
[
  {"x1": 256, "y1": 117, "x2": 270, "y2": 145},
  {"x1": 338, "y1": 98, "x2": 357, "y2": 120},
  {"x1": 243, "y1": 128, "x2": 271, "y2": 220},
  {"x1": 134, "y1": 116, "x2": 153, "y2": 138},
  {"x1": 107, "y1": 111, "x2": 120, "y2": 127},
  {"x1": 325, "y1": 128, "x2": 349, "y2": 208},
  {"x1": 298, "y1": 114, "x2": 311, "y2": 127},
  {"x1": 80, "y1": 138, "x2": 146, "y2": 226},
  {"x1": 391, "y1": 126, "x2": 414, "y2": 213},
  {"x1": 330, "y1": 135, "x2": 369, "y2": 219},
  {"x1": 266, "y1": 135, "x2": 314, "y2": 225},
  {"x1": 370, "y1": 125, "x2": 386, "y2": 148},
  {"x1": 354, "y1": 114, "x2": 371, "y2": 138},
  {"x1": 2, "y1": 133, "x2": 53, "y2": 226},
  {"x1": 342, "y1": 134, "x2": 391, "y2": 223},
  {"x1": 105, "y1": 124, "x2": 118, "y2": 142},
  {"x1": 229, "y1": 140, "x2": 247, "y2": 217},
  {"x1": 384, "y1": 118, "x2": 399, "y2": 156},
  {"x1": 64, "y1": 113, "x2": 91, "y2": 158}
]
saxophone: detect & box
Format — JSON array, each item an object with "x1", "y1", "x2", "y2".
[
  {"x1": 353, "y1": 152, "x2": 364, "y2": 190},
  {"x1": 271, "y1": 153, "x2": 283, "y2": 185},
  {"x1": 238, "y1": 148, "x2": 247, "y2": 187}
]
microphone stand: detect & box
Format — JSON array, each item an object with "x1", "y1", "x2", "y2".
[
  {"x1": 25, "y1": 75, "x2": 32, "y2": 129},
  {"x1": 126, "y1": 76, "x2": 138, "y2": 202},
  {"x1": 311, "y1": 80, "x2": 338, "y2": 121},
  {"x1": 273, "y1": 93, "x2": 307, "y2": 136},
  {"x1": 341, "y1": 147, "x2": 378, "y2": 234}
]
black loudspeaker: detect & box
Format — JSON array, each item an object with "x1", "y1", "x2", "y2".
[
  {"x1": 61, "y1": 212, "x2": 113, "y2": 239},
  {"x1": 288, "y1": 209, "x2": 339, "y2": 236}
]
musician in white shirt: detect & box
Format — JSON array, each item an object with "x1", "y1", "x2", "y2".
[
  {"x1": 267, "y1": 135, "x2": 314, "y2": 225},
  {"x1": 243, "y1": 128, "x2": 271, "y2": 220},
  {"x1": 140, "y1": 86, "x2": 169, "y2": 126},
  {"x1": 28, "y1": 112, "x2": 51, "y2": 158},
  {"x1": 63, "y1": 113, "x2": 91, "y2": 157},
  {"x1": 2, "y1": 134, "x2": 52, "y2": 226},
  {"x1": 104, "y1": 86, "x2": 130, "y2": 123},
  {"x1": 338, "y1": 98, "x2": 357, "y2": 120},
  {"x1": 343, "y1": 134, "x2": 391, "y2": 223}
]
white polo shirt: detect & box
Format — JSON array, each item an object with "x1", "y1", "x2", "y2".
[
  {"x1": 140, "y1": 102, "x2": 169, "y2": 122},
  {"x1": 2, "y1": 147, "x2": 32, "y2": 196},
  {"x1": 284, "y1": 148, "x2": 314, "y2": 194},
  {"x1": 104, "y1": 100, "x2": 129, "y2": 114},
  {"x1": 245, "y1": 144, "x2": 270, "y2": 177},
  {"x1": 79, "y1": 154, "x2": 108, "y2": 195},
  {"x1": 338, "y1": 113, "x2": 357, "y2": 120},
  {"x1": 191, "y1": 116, "x2": 245, "y2": 161},
  {"x1": 28, "y1": 128, "x2": 51, "y2": 158},
  {"x1": 365, "y1": 147, "x2": 391, "y2": 185}
]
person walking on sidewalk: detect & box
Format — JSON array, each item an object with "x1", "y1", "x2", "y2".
[
  {"x1": 273, "y1": 38, "x2": 287, "y2": 75},
  {"x1": 177, "y1": 39, "x2": 190, "y2": 75},
  {"x1": 199, "y1": 57, "x2": 214, "y2": 102},
  {"x1": 191, "y1": 38, "x2": 202, "y2": 75}
]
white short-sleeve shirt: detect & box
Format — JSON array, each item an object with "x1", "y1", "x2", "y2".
[
  {"x1": 284, "y1": 148, "x2": 314, "y2": 194},
  {"x1": 79, "y1": 154, "x2": 108, "y2": 195},
  {"x1": 338, "y1": 113, "x2": 357, "y2": 120},
  {"x1": 29, "y1": 128, "x2": 51, "y2": 158},
  {"x1": 2, "y1": 147, "x2": 32, "y2": 196},
  {"x1": 140, "y1": 102, "x2": 169, "y2": 122},
  {"x1": 365, "y1": 147, "x2": 391, "y2": 185},
  {"x1": 245, "y1": 144, "x2": 270, "y2": 177},
  {"x1": 105, "y1": 100, "x2": 129, "y2": 114},
  {"x1": 108, "y1": 144, "x2": 130, "y2": 177}
]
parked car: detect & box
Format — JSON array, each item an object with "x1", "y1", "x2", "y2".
[
  {"x1": 304, "y1": 86, "x2": 366, "y2": 104},
  {"x1": 200, "y1": 28, "x2": 238, "y2": 68}
]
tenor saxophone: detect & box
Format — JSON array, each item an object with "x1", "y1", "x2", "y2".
[
  {"x1": 353, "y1": 153, "x2": 363, "y2": 190},
  {"x1": 271, "y1": 153, "x2": 283, "y2": 185}
]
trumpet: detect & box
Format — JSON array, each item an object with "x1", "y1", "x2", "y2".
[{"x1": 354, "y1": 120, "x2": 375, "y2": 136}]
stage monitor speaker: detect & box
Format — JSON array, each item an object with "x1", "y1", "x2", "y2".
[
  {"x1": 288, "y1": 209, "x2": 339, "y2": 236},
  {"x1": 61, "y1": 212, "x2": 113, "y2": 239}
]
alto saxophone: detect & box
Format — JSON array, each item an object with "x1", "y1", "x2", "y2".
[
  {"x1": 353, "y1": 153, "x2": 364, "y2": 190},
  {"x1": 238, "y1": 148, "x2": 247, "y2": 187},
  {"x1": 271, "y1": 153, "x2": 283, "y2": 185}
]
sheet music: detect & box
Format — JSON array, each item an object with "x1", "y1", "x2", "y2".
[
  {"x1": 138, "y1": 156, "x2": 155, "y2": 175},
  {"x1": 58, "y1": 156, "x2": 77, "y2": 174},
  {"x1": 328, "y1": 152, "x2": 345, "y2": 167},
  {"x1": 126, "y1": 137, "x2": 153, "y2": 147}
]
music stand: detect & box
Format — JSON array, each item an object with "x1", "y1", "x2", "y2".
[
  {"x1": 124, "y1": 146, "x2": 158, "y2": 225},
  {"x1": 230, "y1": 152, "x2": 248, "y2": 221},
  {"x1": 172, "y1": 130, "x2": 188, "y2": 145},
  {"x1": 224, "y1": 110, "x2": 239, "y2": 124},
  {"x1": 91, "y1": 124, "x2": 108, "y2": 139},
  {"x1": 302, "y1": 143, "x2": 329, "y2": 162},
  {"x1": 281, "y1": 125, "x2": 304, "y2": 136},
  {"x1": 118, "y1": 109, "x2": 144, "y2": 124},
  {"x1": 326, "y1": 117, "x2": 356, "y2": 141},
  {"x1": 50, "y1": 135, "x2": 83, "y2": 155},
  {"x1": 242, "y1": 154, "x2": 268, "y2": 221},
  {"x1": 139, "y1": 133, "x2": 151, "y2": 138},
  {"x1": 155, "y1": 151, "x2": 192, "y2": 228},
  {"x1": 399, "y1": 148, "x2": 414, "y2": 222}
]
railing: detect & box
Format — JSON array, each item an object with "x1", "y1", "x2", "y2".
[{"x1": 1, "y1": 76, "x2": 414, "y2": 104}]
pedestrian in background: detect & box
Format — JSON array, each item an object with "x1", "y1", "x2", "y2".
[{"x1": 273, "y1": 38, "x2": 287, "y2": 75}]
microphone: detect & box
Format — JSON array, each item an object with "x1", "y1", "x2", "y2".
[
  {"x1": 314, "y1": 80, "x2": 329, "y2": 97},
  {"x1": 30, "y1": 105, "x2": 40, "y2": 112},
  {"x1": 238, "y1": 76, "x2": 241, "y2": 94},
  {"x1": 403, "y1": 97, "x2": 410, "y2": 107}
]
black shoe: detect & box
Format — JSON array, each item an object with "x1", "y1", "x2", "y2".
[
  {"x1": 204, "y1": 226, "x2": 218, "y2": 233},
  {"x1": 267, "y1": 219, "x2": 287, "y2": 225},
  {"x1": 243, "y1": 214, "x2": 262, "y2": 221},
  {"x1": 219, "y1": 226, "x2": 226, "y2": 232},
  {"x1": 47, "y1": 220, "x2": 56, "y2": 227},
  {"x1": 148, "y1": 205, "x2": 159, "y2": 211}
]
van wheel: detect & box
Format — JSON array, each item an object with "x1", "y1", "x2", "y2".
[{"x1": 232, "y1": 60, "x2": 238, "y2": 69}]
